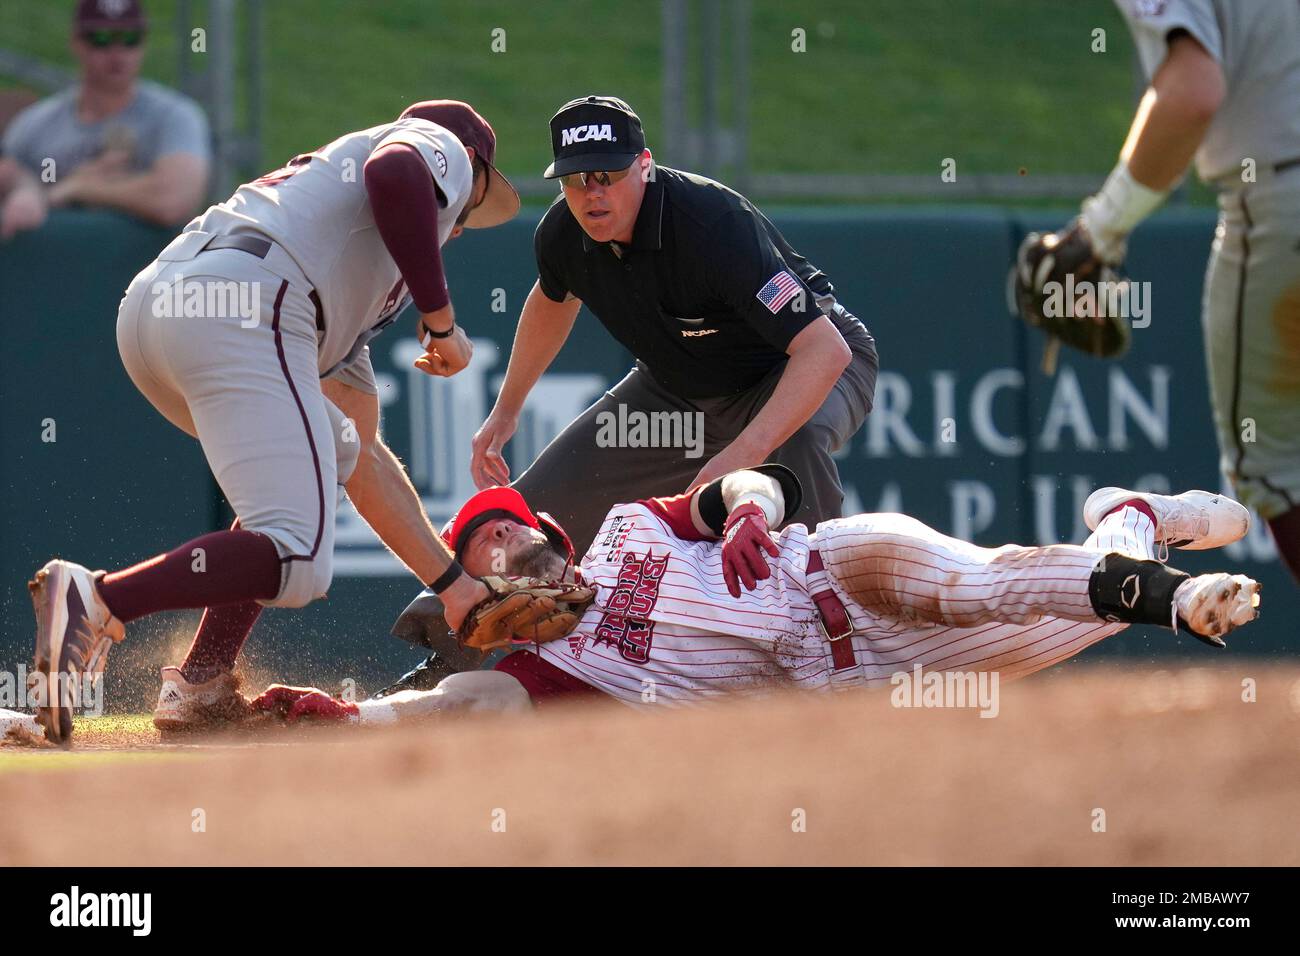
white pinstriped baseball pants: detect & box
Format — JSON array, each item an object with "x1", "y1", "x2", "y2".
[{"x1": 814, "y1": 504, "x2": 1155, "y2": 685}]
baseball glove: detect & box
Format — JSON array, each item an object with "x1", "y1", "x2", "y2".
[
  {"x1": 1012, "y1": 218, "x2": 1131, "y2": 373},
  {"x1": 457, "y1": 576, "x2": 596, "y2": 653}
]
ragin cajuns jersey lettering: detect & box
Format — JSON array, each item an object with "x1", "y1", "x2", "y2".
[
  {"x1": 536, "y1": 502, "x2": 828, "y2": 705},
  {"x1": 593, "y1": 551, "x2": 668, "y2": 663}
]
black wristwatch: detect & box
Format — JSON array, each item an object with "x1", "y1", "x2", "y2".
[{"x1": 420, "y1": 320, "x2": 456, "y2": 346}]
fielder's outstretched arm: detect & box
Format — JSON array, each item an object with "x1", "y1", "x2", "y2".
[{"x1": 323, "y1": 378, "x2": 486, "y2": 629}]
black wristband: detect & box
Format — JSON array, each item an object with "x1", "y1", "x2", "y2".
[
  {"x1": 429, "y1": 562, "x2": 464, "y2": 594},
  {"x1": 420, "y1": 319, "x2": 457, "y2": 342}
]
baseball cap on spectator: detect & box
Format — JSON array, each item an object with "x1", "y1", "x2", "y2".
[
  {"x1": 400, "y1": 99, "x2": 520, "y2": 228},
  {"x1": 75, "y1": 0, "x2": 148, "y2": 31},
  {"x1": 544, "y1": 95, "x2": 645, "y2": 178}
]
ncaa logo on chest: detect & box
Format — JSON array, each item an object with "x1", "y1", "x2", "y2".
[{"x1": 561, "y1": 124, "x2": 617, "y2": 147}]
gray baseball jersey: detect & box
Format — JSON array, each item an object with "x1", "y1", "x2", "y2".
[
  {"x1": 1115, "y1": 0, "x2": 1300, "y2": 183},
  {"x1": 191, "y1": 117, "x2": 473, "y2": 377}
]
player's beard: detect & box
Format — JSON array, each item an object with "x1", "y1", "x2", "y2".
[{"x1": 509, "y1": 542, "x2": 566, "y2": 579}]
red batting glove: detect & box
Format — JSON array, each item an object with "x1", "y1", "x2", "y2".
[
  {"x1": 287, "y1": 691, "x2": 359, "y2": 723},
  {"x1": 721, "y1": 502, "x2": 780, "y2": 598},
  {"x1": 251, "y1": 684, "x2": 359, "y2": 723}
]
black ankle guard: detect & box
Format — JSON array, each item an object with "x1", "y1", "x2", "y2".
[{"x1": 1088, "y1": 553, "x2": 1189, "y2": 628}]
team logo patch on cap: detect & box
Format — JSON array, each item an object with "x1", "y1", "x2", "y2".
[
  {"x1": 432, "y1": 149, "x2": 448, "y2": 176},
  {"x1": 756, "y1": 270, "x2": 801, "y2": 313}
]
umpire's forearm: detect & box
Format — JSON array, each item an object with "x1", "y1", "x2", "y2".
[
  {"x1": 732, "y1": 317, "x2": 850, "y2": 458},
  {"x1": 346, "y1": 437, "x2": 454, "y2": 585},
  {"x1": 493, "y1": 281, "x2": 581, "y2": 414}
]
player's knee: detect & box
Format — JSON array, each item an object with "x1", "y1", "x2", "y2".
[{"x1": 263, "y1": 551, "x2": 334, "y2": 609}]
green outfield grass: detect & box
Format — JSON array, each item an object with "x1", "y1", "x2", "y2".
[{"x1": 3, "y1": 0, "x2": 1139, "y2": 193}]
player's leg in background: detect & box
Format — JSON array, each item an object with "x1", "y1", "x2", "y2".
[
  {"x1": 1203, "y1": 179, "x2": 1300, "y2": 583},
  {"x1": 512, "y1": 363, "x2": 724, "y2": 554},
  {"x1": 844, "y1": 504, "x2": 1157, "y2": 683},
  {"x1": 174, "y1": 520, "x2": 263, "y2": 684}
]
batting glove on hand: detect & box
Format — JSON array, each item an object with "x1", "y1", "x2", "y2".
[
  {"x1": 251, "y1": 684, "x2": 360, "y2": 724},
  {"x1": 722, "y1": 503, "x2": 779, "y2": 597}
]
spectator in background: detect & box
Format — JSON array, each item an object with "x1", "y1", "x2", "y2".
[{"x1": 0, "y1": 0, "x2": 210, "y2": 239}]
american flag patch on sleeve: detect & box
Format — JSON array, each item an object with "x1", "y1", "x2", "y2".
[{"x1": 755, "y1": 270, "x2": 801, "y2": 313}]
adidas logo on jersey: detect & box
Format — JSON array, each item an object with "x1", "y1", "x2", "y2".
[{"x1": 561, "y1": 124, "x2": 617, "y2": 147}]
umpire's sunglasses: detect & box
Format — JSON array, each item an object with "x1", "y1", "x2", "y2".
[
  {"x1": 82, "y1": 29, "x2": 145, "y2": 48},
  {"x1": 558, "y1": 167, "x2": 634, "y2": 189}
]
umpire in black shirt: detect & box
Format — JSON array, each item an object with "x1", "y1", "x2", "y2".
[{"x1": 471, "y1": 95, "x2": 878, "y2": 552}]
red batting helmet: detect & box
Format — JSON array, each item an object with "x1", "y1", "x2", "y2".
[{"x1": 441, "y1": 486, "x2": 575, "y2": 567}]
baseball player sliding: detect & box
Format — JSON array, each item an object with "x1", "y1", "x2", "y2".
[
  {"x1": 252, "y1": 468, "x2": 1261, "y2": 724},
  {"x1": 1015, "y1": 0, "x2": 1300, "y2": 583},
  {"x1": 25, "y1": 101, "x2": 573, "y2": 746}
]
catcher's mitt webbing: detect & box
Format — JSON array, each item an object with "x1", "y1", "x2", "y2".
[{"x1": 456, "y1": 576, "x2": 596, "y2": 653}]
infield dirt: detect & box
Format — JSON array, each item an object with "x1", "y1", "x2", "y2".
[{"x1": 1, "y1": 665, "x2": 1297, "y2": 866}]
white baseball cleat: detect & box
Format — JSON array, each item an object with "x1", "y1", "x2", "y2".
[
  {"x1": 152, "y1": 665, "x2": 250, "y2": 734},
  {"x1": 28, "y1": 559, "x2": 125, "y2": 746},
  {"x1": 1173, "y1": 573, "x2": 1261, "y2": 647},
  {"x1": 1084, "y1": 487, "x2": 1250, "y2": 552}
]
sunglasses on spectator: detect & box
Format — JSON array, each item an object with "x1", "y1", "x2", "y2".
[
  {"x1": 558, "y1": 167, "x2": 634, "y2": 189},
  {"x1": 83, "y1": 29, "x2": 144, "y2": 48}
]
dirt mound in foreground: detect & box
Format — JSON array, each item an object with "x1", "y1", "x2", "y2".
[{"x1": 1, "y1": 666, "x2": 1297, "y2": 865}]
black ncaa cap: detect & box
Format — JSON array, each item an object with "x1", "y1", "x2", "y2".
[{"x1": 544, "y1": 95, "x2": 645, "y2": 178}]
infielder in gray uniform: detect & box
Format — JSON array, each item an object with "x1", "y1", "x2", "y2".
[
  {"x1": 1017, "y1": 0, "x2": 1300, "y2": 583},
  {"x1": 27, "y1": 100, "x2": 530, "y2": 745}
]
